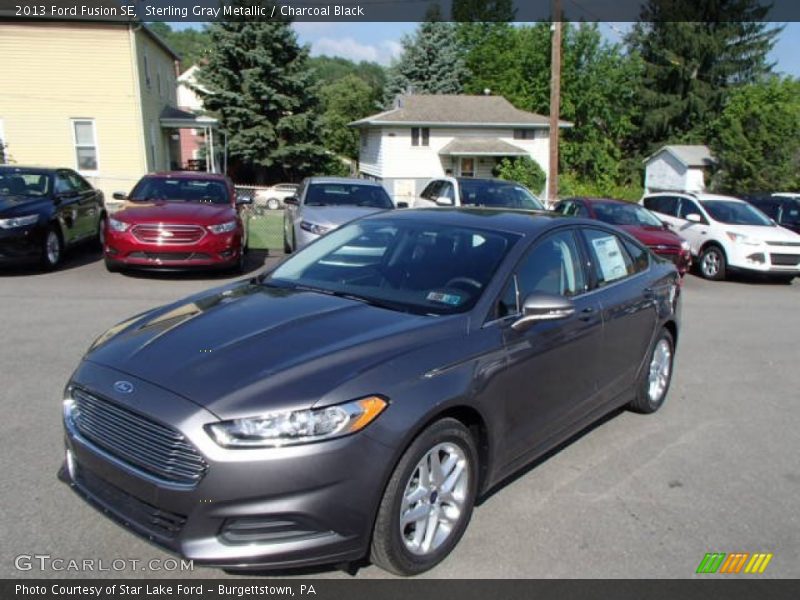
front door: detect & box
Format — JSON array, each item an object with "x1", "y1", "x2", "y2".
[{"x1": 458, "y1": 157, "x2": 475, "y2": 178}]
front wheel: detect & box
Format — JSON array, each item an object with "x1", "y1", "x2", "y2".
[
  {"x1": 699, "y1": 245, "x2": 726, "y2": 280},
  {"x1": 40, "y1": 227, "x2": 63, "y2": 271},
  {"x1": 370, "y1": 418, "x2": 478, "y2": 576},
  {"x1": 266, "y1": 198, "x2": 281, "y2": 210},
  {"x1": 283, "y1": 221, "x2": 293, "y2": 254},
  {"x1": 629, "y1": 328, "x2": 675, "y2": 414}
]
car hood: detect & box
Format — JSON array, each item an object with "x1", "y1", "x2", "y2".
[
  {"x1": 84, "y1": 282, "x2": 460, "y2": 419},
  {"x1": 114, "y1": 201, "x2": 235, "y2": 224},
  {"x1": 0, "y1": 195, "x2": 48, "y2": 216},
  {"x1": 301, "y1": 205, "x2": 390, "y2": 228},
  {"x1": 722, "y1": 224, "x2": 800, "y2": 242},
  {"x1": 617, "y1": 225, "x2": 685, "y2": 248}
]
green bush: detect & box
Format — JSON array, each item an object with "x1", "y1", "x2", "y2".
[
  {"x1": 493, "y1": 157, "x2": 547, "y2": 196},
  {"x1": 557, "y1": 173, "x2": 643, "y2": 202}
]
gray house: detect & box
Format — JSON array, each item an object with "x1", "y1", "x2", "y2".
[
  {"x1": 644, "y1": 145, "x2": 715, "y2": 193},
  {"x1": 350, "y1": 94, "x2": 570, "y2": 205}
]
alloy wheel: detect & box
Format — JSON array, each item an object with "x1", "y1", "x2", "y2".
[
  {"x1": 701, "y1": 250, "x2": 720, "y2": 278},
  {"x1": 399, "y1": 442, "x2": 469, "y2": 556},
  {"x1": 45, "y1": 231, "x2": 61, "y2": 266},
  {"x1": 647, "y1": 338, "x2": 672, "y2": 403}
]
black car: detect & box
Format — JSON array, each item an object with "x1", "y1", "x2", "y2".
[
  {"x1": 741, "y1": 193, "x2": 800, "y2": 235},
  {"x1": 60, "y1": 209, "x2": 680, "y2": 575},
  {"x1": 0, "y1": 166, "x2": 105, "y2": 269}
]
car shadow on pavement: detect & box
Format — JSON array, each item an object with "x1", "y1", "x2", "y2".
[
  {"x1": 0, "y1": 244, "x2": 103, "y2": 276},
  {"x1": 223, "y1": 558, "x2": 370, "y2": 579}
]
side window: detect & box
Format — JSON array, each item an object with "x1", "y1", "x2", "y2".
[
  {"x1": 644, "y1": 195, "x2": 678, "y2": 217},
  {"x1": 421, "y1": 181, "x2": 442, "y2": 200},
  {"x1": 556, "y1": 201, "x2": 574, "y2": 215},
  {"x1": 581, "y1": 228, "x2": 637, "y2": 286},
  {"x1": 574, "y1": 203, "x2": 589, "y2": 217},
  {"x1": 496, "y1": 276, "x2": 519, "y2": 318},
  {"x1": 54, "y1": 172, "x2": 77, "y2": 195},
  {"x1": 66, "y1": 171, "x2": 92, "y2": 193},
  {"x1": 622, "y1": 238, "x2": 649, "y2": 274},
  {"x1": 757, "y1": 201, "x2": 780, "y2": 220},
  {"x1": 516, "y1": 230, "x2": 587, "y2": 298},
  {"x1": 439, "y1": 182, "x2": 455, "y2": 202},
  {"x1": 678, "y1": 198, "x2": 704, "y2": 221}
]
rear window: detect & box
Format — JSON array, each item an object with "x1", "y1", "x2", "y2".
[
  {"x1": 459, "y1": 180, "x2": 544, "y2": 210},
  {"x1": 305, "y1": 184, "x2": 394, "y2": 209}
]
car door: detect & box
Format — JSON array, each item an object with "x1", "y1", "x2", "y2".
[
  {"x1": 284, "y1": 178, "x2": 307, "y2": 246},
  {"x1": 675, "y1": 196, "x2": 711, "y2": 254},
  {"x1": 415, "y1": 180, "x2": 443, "y2": 208},
  {"x1": 65, "y1": 170, "x2": 102, "y2": 239},
  {"x1": 495, "y1": 228, "x2": 603, "y2": 468},
  {"x1": 579, "y1": 227, "x2": 659, "y2": 402},
  {"x1": 53, "y1": 170, "x2": 83, "y2": 245}
]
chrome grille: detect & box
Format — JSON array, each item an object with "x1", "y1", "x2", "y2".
[
  {"x1": 71, "y1": 388, "x2": 207, "y2": 486},
  {"x1": 131, "y1": 224, "x2": 206, "y2": 244}
]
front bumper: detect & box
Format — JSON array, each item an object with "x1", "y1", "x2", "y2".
[
  {"x1": 105, "y1": 229, "x2": 242, "y2": 270},
  {"x1": 59, "y1": 362, "x2": 392, "y2": 569},
  {"x1": 0, "y1": 225, "x2": 44, "y2": 263},
  {"x1": 724, "y1": 242, "x2": 800, "y2": 274}
]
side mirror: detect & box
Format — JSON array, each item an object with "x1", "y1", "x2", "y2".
[
  {"x1": 396, "y1": 201, "x2": 409, "y2": 209},
  {"x1": 511, "y1": 293, "x2": 576, "y2": 332},
  {"x1": 283, "y1": 196, "x2": 298, "y2": 206},
  {"x1": 236, "y1": 193, "x2": 253, "y2": 205},
  {"x1": 686, "y1": 213, "x2": 702, "y2": 223},
  {"x1": 661, "y1": 221, "x2": 671, "y2": 230},
  {"x1": 112, "y1": 192, "x2": 127, "y2": 201},
  {"x1": 435, "y1": 196, "x2": 454, "y2": 206}
]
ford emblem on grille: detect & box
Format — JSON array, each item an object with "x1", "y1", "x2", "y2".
[{"x1": 114, "y1": 380, "x2": 135, "y2": 394}]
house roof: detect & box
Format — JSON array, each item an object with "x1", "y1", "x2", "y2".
[
  {"x1": 439, "y1": 138, "x2": 529, "y2": 157},
  {"x1": 160, "y1": 106, "x2": 217, "y2": 128},
  {"x1": 646, "y1": 145, "x2": 715, "y2": 167},
  {"x1": 350, "y1": 95, "x2": 572, "y2": 129}
]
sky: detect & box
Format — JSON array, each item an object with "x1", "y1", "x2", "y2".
[{"x1": 175, "y1": 21, "x2": 800, "y2": 76}]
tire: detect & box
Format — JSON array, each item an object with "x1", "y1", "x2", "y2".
[
  {"x1": 93, "y1": 214, "x2": 107, "y2": 251},
  {"x1": 698, "y1": 245, "x2": 726, "y2": 280},
  {"x1": 283, "y1": 221, "x2": 293, "y2": 254},
  {"x1": 628, "y1": 328, "x2": 675, "y2": 414},
  {"x1": 40, "y1": 227, "x2": 63, "y2": 271},
  {"x1": 370, "y1": 418, "x2": 478, "y2": 576},
  {"x1": 266, "y1": 198, "x2": 281, "y2": 211},
  {"x1": 104, "y1": 258, "x2": 120, "y2": 273}
]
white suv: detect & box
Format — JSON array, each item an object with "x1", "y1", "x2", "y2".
[{"x1": 642, "y1": 192, "x2": 800, "y2": 281}]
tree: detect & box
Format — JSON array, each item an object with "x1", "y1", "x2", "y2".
[
  {"x1": 709, "y1": 77, "x2": 800, "y2": 193},
  {"x1": 318, "y1": 75, "x2": 376, "y2": 160},
  {"x1": 493, "y1": 157, "x2": 547, "y2": 195},
  {"x1": 197, "y1": 5, "x2": 329, "y2": 182},
  {"x1": 627, "y1": 1, "x2": 781, "y2": 152},
  {"x1": 147, "y1": 22, "x2": 212, "y2": 70},
  {"x1": 383, "y1": 20, "x2": 468, "y2": 105}
]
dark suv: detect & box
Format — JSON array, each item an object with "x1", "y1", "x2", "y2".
[
  {"x1": 742, "y1": 193, "x2": 800, "y2": 235},
  {"x1": 0, "y1": 166, "x2": 105, "y2": 270}
]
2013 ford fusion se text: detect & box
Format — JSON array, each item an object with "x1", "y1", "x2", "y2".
[{"x1": 59, "y1": 208, "x2": 680, "y2": 576}]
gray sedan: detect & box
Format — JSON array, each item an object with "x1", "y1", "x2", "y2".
[
  {"x1": 60, "y1": 208, "x2": 681, "y2": 576},
  {"x1": 283, "y1": 177, "x2": 395, "y2": 252}
]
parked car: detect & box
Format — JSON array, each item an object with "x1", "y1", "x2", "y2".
[
  {"x1": 414, "y1": 177, "x2": 545, "y2": 210},
  {"x1": 642, "y1": 192, "x2": 800, "y2": 282},
  {"x1": 0, "y1": 165, "x2": 105, "y2": 270},
  {"x1": 255, "y1": 183, "x2": 299, "y2": 210},
  {"x1": 60, "y1": 208, "x2": 680, "y2": 575},
  {"x1": 553, "y1": 197, "x2": 692, "y2": 276},
  {"x1": 104, "y1": 172, "x2": 251, "y2": 273},
  {"x1": 741, "y1": 193, "x2": 800, "y2": 235},
  {"x1": 283, "y1": 177, "x2": 395, "y2": 253}
]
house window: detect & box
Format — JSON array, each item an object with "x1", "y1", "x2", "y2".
[
  {"x1": 460, "y1": 158, "x2": 475, "y2": 178},
  {"x1": 411, "y1": 127, "x2": 430, "y2": 147},
  {"x1": 71, "y1": 119, "x2": 98, "y2": 172},
  {"x1": 513, "y1": 129, "x2": 536, "y2": 140}
]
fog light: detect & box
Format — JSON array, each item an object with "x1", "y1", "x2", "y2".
[
  {"x1": 219, "y1": 249, "x2": 234, "y2": 258},
  {"x1": 747, "y1": 253, "x2": 765, "y2": 263}
]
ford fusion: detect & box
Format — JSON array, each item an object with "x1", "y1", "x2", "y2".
[{"x1": 60, "y1": 209, "x2": 680, "y2": 575}]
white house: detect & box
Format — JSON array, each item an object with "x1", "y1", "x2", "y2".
[
  {"x1": 644, "y1": 145, "x2": 715, "y2": 194},
  {"x1": 350, "y1": 94, "x2": 570, "y2": 204}
]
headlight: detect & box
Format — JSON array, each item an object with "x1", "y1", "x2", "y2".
[
  {"x1": 0, "y1": 214, "x2": 38, "y2": 229},
  {"x1": 300, "y1": 221, "x2": 331, "y2": 235},
  {"x1": 680, "y1": 239, "x2": 691, "y2": 252},
  {"x1": 206, "y1": 396, "x2": 388, "y2": 448},
  {"x1": 208, "y1": 220, "x2": 237, "y2": 234},
  {"x1": 726, "y1": 232, "x2": 761, "y2": 246},
  {"x1": 108, "y1": 218, "x2": 130, "y2": 232}
]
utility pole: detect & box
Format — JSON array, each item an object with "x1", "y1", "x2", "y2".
[{"x1": 548, "y1": 0, "x2": 562, "y2": 205}]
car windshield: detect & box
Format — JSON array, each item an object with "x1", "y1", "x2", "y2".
[
  {"x1": 459, "y1": 180, "x2": 544, "y2": 210},
  {"x1": 266, "y1": 219, "x2": 520, "y2": 315},
  {"x1": 700, "y1": 200, "x2": 773, "y2": 226},
  {"x1": 129, "y1": 177, "x2": 230, "y2": 204},
  {"x1": 592, "y1": 202, "x2": 663, "y2": 227},
  {"x1": 0, "y1": 169, "x2": 51, "y2": 197},
  {"x1": 305, "y1": 183, "x2": 394, "y2": 209}
]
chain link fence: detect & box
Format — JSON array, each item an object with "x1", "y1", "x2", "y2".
[{"x1": 236, "y1": 186, "x2": 285, "y2": 252}]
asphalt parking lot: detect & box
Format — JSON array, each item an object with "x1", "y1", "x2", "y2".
[{"x1": 1, "y1": 246, "x2": 798, "y2": 579}]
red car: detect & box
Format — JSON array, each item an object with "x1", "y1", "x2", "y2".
[
  {"x1": 553, "y1": 197, "x2": 691, "y2": 276},
  {"x1": 104, "y1": 172, "x2": 250, "y2": 272}
]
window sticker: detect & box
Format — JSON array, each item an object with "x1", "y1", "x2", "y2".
[
  {"x1": 591, "y1": 235, "x2": 628, "y2": 282},
  {"x1": 426, "y1": 291, "x2": 463, "y2": 306}
]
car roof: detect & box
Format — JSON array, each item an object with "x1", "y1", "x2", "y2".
[
  {"x1": 567, "y1": 197, "x2": 631, "y2": 206},
  {"x1": 0, "y1": 165, "x2": 61, "y2": 173},
  {"x1": 307, "y1": 177, "x2": 383, "y2": 187},
  {"x1": 360, "y1": 207, "x2": 583, "y2": 236},
  {"x1": 146, "y1": 171, "x2": 229, "y2": 181},
  {"x1": 646, "y1": 191, "x2": 744, "y2": 203}
]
